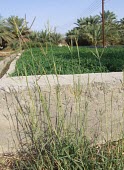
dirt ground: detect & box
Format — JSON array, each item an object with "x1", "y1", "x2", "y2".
[{"x1": 0, "y1": 51, "x2": 12, "y2": 57}]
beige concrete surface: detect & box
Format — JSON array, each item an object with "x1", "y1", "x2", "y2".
[{"x1": 0, "y1": 72, "x2": 124, "y2": 153}]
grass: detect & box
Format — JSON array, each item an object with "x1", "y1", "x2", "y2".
[
  {"x1": 2, "y1": 79, "x2": 124, "y2": 170},
  {"x1": 12, "y1": 46, "x2": 124, "y2": 76},
  {"x1": 2, "y1": 44, "x2": 124, "y2": 169},
  {"x1": 7, "y1": 137, "x2": 124, "y2": 170},
  {"x1": 0, "y1": 57, "x2": 4, "y2": 61},
  {"x1": 2, "y1": 137, "x2": 124, "y2": 169}
]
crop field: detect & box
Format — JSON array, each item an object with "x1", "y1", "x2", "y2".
[{"x1": 12, "y1": 47, "x2": 124, "y2": 76}]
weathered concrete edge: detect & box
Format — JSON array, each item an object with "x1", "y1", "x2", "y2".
[
  {"x1": 0, "y1": 72, "x2": 123, "y2": 92},
  {"x1": 2, "y1": 53, "x2": 22, "y2": 78},
  {"x1": 0, "y1": 54, "x2": 17, "y2": 78}
]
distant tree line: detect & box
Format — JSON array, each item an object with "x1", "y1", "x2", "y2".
[
  {"x1": 0, "y1": 11, "x2": 124, "y2": 50},
  {"x1": 66, "y1": 10, "x2": 124, "y2": 46},
  {"x1": 0, "y1": 16, "x2": 62, "y2": 50}
]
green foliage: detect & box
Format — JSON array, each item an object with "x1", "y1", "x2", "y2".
[
  {"x1": 11, "y1": 132, "x2": 124, "y2": 169},
  {"x1": 0, "y1": 16, "x2": 15, "y2": 48},
  {"x1": 12, "y1": 47, "x2": 124, "y2": 76},
  {"x1": 0, "y1": 57, "x2": 3, "y2": 61},
  {"x1": 6, "y1": 16, "x2": 29, "y2": 37},
  {"x1": 0, "y1": 15, "x2": 30, "y2": 49},
  {"x1": 6, "y1": 79, "x2": 124, "y2": 169},
  {"x1": 28, "y1": 29, "x2": 62, "y2": 46},
  {"x1": 21, "y1": 41, "x2": 41, "y2": 49},
  {"x1": 9, "y1": 40, "x2": 20, "y2": 50},
  {"x1": 118, "y1": 18, "x2": 124, "y2": 45},
  {"x1": 66, "y1": 10, "x2": 124, "y2": 46}
]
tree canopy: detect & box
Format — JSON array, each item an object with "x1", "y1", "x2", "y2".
[{"x1": 66, "y1": 10, "x2": 124, "y2": 46}]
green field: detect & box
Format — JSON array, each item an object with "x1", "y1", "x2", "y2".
[{"x1": 12, "y1": 47, "x2": 124, "y2": 76}]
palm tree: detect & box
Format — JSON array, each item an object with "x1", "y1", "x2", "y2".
[
  {"x1": 50, "y1": 32, "x2": 62, "y2": 45},
  {"x1": 100, "y1": 10, "x2": 117, "y2": 24},
  {"x1": 66, "y1": 28, "x2": 80, "y2": 45},
  {"x1": 75, "y1": 15, "x2": 100, "y2": 29},
  {"x1": 6, "y1": 16, "x2": 29, "y2": 38},
  {"x1": 67, "y1": 15, "x2": 101, "y2": 45},
  {"x1": 66, "y1": 10, "x2": 122, "y2": 46},
  {"x1": 120, "y1": 18, "x2": 124, "y2": 25},
  {"x1": 0, "y1": 16, "x2": 15, "y2": 48},
  {"x1": 99, "y1": 10, "x2": 119, "y2": 45},
  {"x1": 5, "y1": 16, "x2": 31, "y2": 49},
  {"x1": 118, "y1": 18, "x2": 124, "y2": 45}
]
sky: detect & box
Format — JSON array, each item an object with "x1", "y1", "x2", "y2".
[{"x1": 0, "y1": 0, "x2": 124, "y2": 34}]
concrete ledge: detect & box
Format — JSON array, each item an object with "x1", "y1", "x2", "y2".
[
  {"x1": 0, "y1": 54, "x2": 16, "y2": 78},
  {"x1": 0, "y1": 72, "x2": 123, "y2": 91},
  {"x1": 0, "y1": 72, "x2": 124, "y2": 153},
  {"x1": 3, "y1": 53, "x2": 21, "y2": 78}
]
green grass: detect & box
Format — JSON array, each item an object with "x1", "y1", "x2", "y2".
[
  {"x1": 4, "y1": 46, "x2": 124, "y2": 169},
  {"x1": 3, "y1": 80, "x2": 124, "y2": 170},
  {"x1": 5, "y1": 136, "x2": 124, "y2": 170},
  {"x1": 0, "y1": 57, "x2": 4, "y2": 61},
  {"x1": 12, "y1": 46, "x2": 124, "y2": 76}
]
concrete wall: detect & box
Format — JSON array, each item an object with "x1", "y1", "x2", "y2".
[{"x1": 0, "y1": 73, "x2": 124, "y2": 153}]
